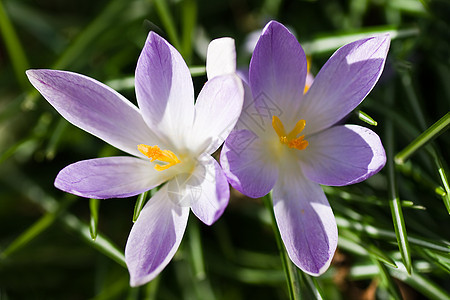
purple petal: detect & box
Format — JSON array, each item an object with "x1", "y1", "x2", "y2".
[
  {"x1": 55, "y1": 157, "x2": 168, "y2": 199},
  {"x1": 300, "y1": 35, "x2": 390, "y2": 135},
  {"x1": 125, "y1": 185, "x2": 190, "y2": 286},
  {"x1": 26, "y1": 70, "x2": 157, "y2": 158},
  {"x1": 220, "y1": 129, "x2": 278, "y2": 198},
  {"x1": 273, "y1": 170, "x2": 338, "y2": 276},
  {"x1": 191, "y1": 74, "x2": 244, "y2": 154},
  {"x1": 301, "y1": 125, "x2": 386, "y2": 186},
  {"x1": 234, "y1": 81, "x2": 270, "y2": 136},
  {"x1": 249, "y1": 21, "x2": 307, "y2": 123},
  {"x1": 189, "y1": 155, "x2": 230, "y2": 225},
  {"x1": 135, "y1": 32, "x2": 195, "y2": 146}
]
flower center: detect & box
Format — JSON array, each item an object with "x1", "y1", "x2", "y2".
[
  {"x1": 271, "y1": 116, "x2": 309, "y2": 150},
  {"x1": 137, "y1": 144, "x2": 181, "y2": 171}
]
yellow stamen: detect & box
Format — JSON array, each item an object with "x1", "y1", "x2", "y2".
[
  {"x1": 137, "y1": 144, "x2": 181, "y2": 171},
  {"x1": 304, "y1": 56, "x2": 312, "y2": 94},
  {"x1": 272, "y1": 116, "x2": 309, "y2": 151},
  {"x1": 304, "y1": 84, "x2": 310, "y2": 94}
]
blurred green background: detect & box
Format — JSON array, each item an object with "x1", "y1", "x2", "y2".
[{"x1": 0, "y1": 0, "x2": 449, "y2": 299}]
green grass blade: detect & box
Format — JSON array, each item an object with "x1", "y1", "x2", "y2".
[
  {"x1": 133, "y1": 191, "x2": 149, "y2": 222},
  {"x1": 45, "y1": 118, "x2": 68, "y2": 160},
  {"x1": 435, "y1": 157, "x2": 450, "y2": 213},
  {"x1": 181, "y1": 0, "x2": 197, "y2": 63},
  {"x1": 143, "y1": 276, "x2": 161, "y2": 300},
  {"x1": 1, "y1": 166, "x2": 126, "y2": 268},
  {"x1": 262, "y1": 194, "x2": 301, "y2": 300},
  {"x1": 357, "y1": 110, "x2": 378, "y2": 126},
  {"x1": 373, "y1": 259, "x2": 402, "y2": 300},
  {"x1": 0, "y1": 0, "x2": 30, "y2": 88},
  {"x1": 395, "y1": 112, "x2": 450, "y2": 164},
  {"x1": 188, "y1": 218, "x2": 206, "y2": 280},
  {"x1": 390, "y1": 263, "x2": 450, "y2": 300},
  {"x1": 389, "y1": 195, "x2": 412, "y2": 274},
  {"x1": 63, "y1": 213, "x2": 126, "y2": 268},
  {"x1": 350, "y1": 261, "x2": 450, "y2": 300},
  {"x1": 399, "y1": 71, "x2": 450, "y2": 213},
  {"x1": 1, "y1": 197, "x2": 74, "y2": 258},
  {"x1": 154, "y1": 0, "x2": 181, "y2": 52},
  {"x1": 339, "y1": 230, "x2": 398, "y2": 268},
  {"x1": 89, "y1": 198, "x2": 100, "y2": 240},
  {"x1": 336, "y1": 216, "x2": 450, "y2": 253},
  {"x1": 302, "y1": 25, "x2": 419, "y2": 54},
  {"x1": 298, "y1": 270, "x2": 324, "y2": 300},
  {"x1": 385, "y1": 85, "x2": 412, "y2": 274},
  {"x1": 52, "y1": 0, "x2": 130, "y2": 70}
]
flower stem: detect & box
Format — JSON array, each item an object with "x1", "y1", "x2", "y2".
[{"x1": 262, "y1": 193, "x2": 301, "y2": 300}]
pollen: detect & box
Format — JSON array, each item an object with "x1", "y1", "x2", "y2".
[
  {"x1": 137, "y1": 144, "x2": 181, "y2": 171},
  {"x1": 272, "y1": 116, "x2": 309, "y2": 151}
]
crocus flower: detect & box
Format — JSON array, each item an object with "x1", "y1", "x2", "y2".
[
  {"x1": 26, "y1": 32, "x2": 244, "y2": 286},
  {"x1": 221, "y1": 21, "x2": 389, "y2": 275}
]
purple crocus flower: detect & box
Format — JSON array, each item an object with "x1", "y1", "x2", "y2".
[
  {"x1": 220, "y1": 21, "x2": 390, "y2": 275},
  {"x1": 26, "y1": 32, "x2": 244, "y2": 286}
]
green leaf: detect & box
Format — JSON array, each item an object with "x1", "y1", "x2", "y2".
[
  {"x1": 133, "y1": 191, "x2": 148, "y2": 223},
  {"x1": 1, "y1": 197, "x2": 74, "y2": 258},
  {"x1": 0, "y1": 0, "x2": 30, "y2": 88},
  {"x1": 373, "y1": 259, "x2": 402, "y2": 300},
  {"x1": 62, "y1": 213, "x2": 126, "y2": 268},
  {"x1": 395, "y1": 112, "x2": 450, "y2": 165},
  {"x1": 154, "y1": 0, "x2": 181, "y2": 52},
  {"x1": 384, "y1": 83, "x2": 412, "y2": 274},
  {"x1": 181, "y1": 0, "x2": 197, "y2": 63},
  {"x1": 302, "y1": 25, "x2": 419, "y2": 54},
  {"x1": 262, "y1": 194, "x2": 301, "y2": 300},
  {"x1": 89, "y1": 198, "x2": 100, "y2": 240},
  {"x1": 357, "y1": 110, "x2": 378, "y2": 126}
]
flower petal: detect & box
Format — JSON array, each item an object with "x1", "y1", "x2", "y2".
[
  {"x1": 220, "y1": 129, "x2": 278, "y2": 198},
  {"x1": 135, "y1": 32, "x2": 195, "y2": 147},
  {"x1": 206, "y1": 37, "x2": 236, "y2": 80},
  {"x1": 249, "y1": 21, "x2": 307, "y2": 124},
  {"x1": 125, "y1": 184, "x2": 190, "y2": 286},
  {"x1": 273, "y1": 170, "x2": 338, "y2": 276},
  {"x1": 55, "y1": 157, "x2": 168, "y2": 199},
  {"x1": 301, "y1": 125, "x2": 386, "y2": 186},
  {"x1": 300, "y1": 35, "x2": 390, "y2": 135},
  {"x1": 26, "y1": 69, "x2": 157, "y2": 158},
  {"x1": 189, "y1": 155, "x2": 230, "y2": 225},
  {"x1": 191, "y1": 74, "x2": 244, "y2": 154},
  {"x1": 235, "y1": 81, "x2": 273, "y2": 137}
]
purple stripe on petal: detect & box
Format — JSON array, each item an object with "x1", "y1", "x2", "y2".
[
  {"x1": 273, "y1": 170, "x2": 338, "y2": 276},
  {"x1": 26, "y1": 69, "x2": 157, "y2": 158},
  {"x1": 300, "y1": 35, "x2": 390, "y2": 135},
  {"x1": 55, "y1": 157, "x2": 167, "y2": 199},
  {"x1": 125, "y1": 185, "x2": 189, "y2": 286},
  {"x1": 220, "y1": 129, "x2": 278, "y2": 198},
  {"x1": 249, "y1": 21, "x2": 307, "y2": 125},
  {"x1": 302, "y1": 125, "x2": 386, "y2": 186},
  {"x1": 190, "y1": 155, "x2": 230, "y2": 225},
  {"x1": 135, "y1": 32, "x2": 195, "y2": 146}
]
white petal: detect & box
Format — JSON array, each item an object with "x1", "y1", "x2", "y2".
[
  {"x1": 190, "y1": 74, "x2": 244, "y2": 154},
  {"x1": 206, "y1": 37, "x2": 236, "y2": 80}
]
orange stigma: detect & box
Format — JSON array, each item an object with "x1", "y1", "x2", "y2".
[
  {"x1": 304, "y1": 56, "x2": 312, "y2": 94},
  {"x1": 138, "y1": 144, "x2": 181, "y2": 171},
  {"x1": 272, "y1": 116, "x2": 309, "y2": 150}
]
